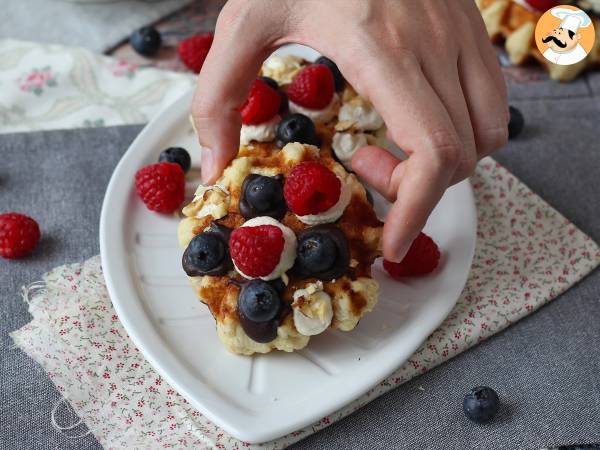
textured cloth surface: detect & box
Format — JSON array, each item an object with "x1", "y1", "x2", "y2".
[
  {"x1": 0, "y1": 0, "x2": 192, "y2": 53},
  {"x1": 0, "y1": 114, "x2": 599, "y2": 449},
  {"x1": 0, "y1": 39, "x2": 195, "y2": 134}
]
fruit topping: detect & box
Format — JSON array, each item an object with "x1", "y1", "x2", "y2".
[
  {"x1": 182, "y1": 223, "x2": 231, "y2": 276},
  {"x1": 158, "y1": 147, "x2": 191, "y2": 173},
  {"x1": 239, "y1": 78, "x2": 281, "y2": 125},
  {"x1": 463, "y1": 386, "x2": 500, "y2": 424},
  {"x1": 383, "y1": 232, "x2": 440, "y2": 278},
  {"x1": 294, "y1": 225, "x2": 350, "y2": 280},
  {"x1": 288, "y1": 64, "x2": 335, "y2": 110},
  {"x1": 135, "y1": 162, "x2": 185, "y2": 214},
  {"x1": 276, "y1": 113, "x2": 319, "y2": 147},
  {"x1": 239, "y1": 174, "x2": 287, "y2": 220},
  {"x1": 178, "y1": 33, "x2": 214, "y2": 73},
  {"x1": 229, "y1": 217, "x2": 297, "y2": 280},
  {"x1": 284, "y1": 162, "x2": 341, "y2": 216},
  {"x1": 315, "y1": 56, "x2": 345, "y2": 91},
  {"x1": 238, "y1": 280, "x2": 283, "y2": 343},
  {"x1": 0, "y1": 213, "x2": 41, "y2": 259},
  {"x1": 508, "y1": 105, "x2": 524, "y2": 140},
  {"x1": 130, "y1": 26, "x2": 162, "y2": 57}
]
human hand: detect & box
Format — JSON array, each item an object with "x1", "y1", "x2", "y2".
[{"x1": 191, "y1": 0, "x2": 508, "y2": 262}]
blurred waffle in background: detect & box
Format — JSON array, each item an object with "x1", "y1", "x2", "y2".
[{"x1": 476, "y1": 0, "x2": 600, "y2": 81}]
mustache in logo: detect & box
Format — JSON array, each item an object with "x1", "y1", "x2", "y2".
[{"x1": 542, "y1": 35, "x2": 567, "y2": 48}]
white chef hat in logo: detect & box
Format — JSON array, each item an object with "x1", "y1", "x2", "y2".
[{"x1": 551, "y1": 7, "x2": 592, "y2": 33}]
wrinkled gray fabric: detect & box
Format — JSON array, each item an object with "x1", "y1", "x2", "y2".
[
  {"x1": 1, "y1": 0, "x2": 192, "y2": 53},
  {"x1": 1, "y1": 92, "x2": 600, "y2": 450}
]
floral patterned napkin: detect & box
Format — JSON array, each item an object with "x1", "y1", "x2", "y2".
[
  {"x1": 0, "y1": 39, "x2": 195, "y2": 134},
  {"x1": 11, "y1": 158, "x2": 600, "y2": 450}
]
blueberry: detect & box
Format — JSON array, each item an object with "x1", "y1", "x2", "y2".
[
  {"x1": 294, "y1": 225, "x2": 350, "y2": 280},
  {"x1": 239, "y1": 174, "x2": 286, "y2": 220},
  {"x1": 365, "y1": 189, "x2": 374, "y2": 206},
  {"x1": 130, "y1": 26, "x2": 162, "y2": 57},
  {"x1": 315, "y1": 56, "x2": 344, "y2": 91},
  {"x1": 276, "y1": 113, "x2": 320, "y2": 148},
  {"x1": 508, "y1": 106, "x2": 524, "y2": 139},
  {"x1": 298, "y1": 233, "x2": 337, "y2": 274},
  {"x1": 278, "y1": 90, "x2": 289, "y2": 114},
  {"x1": 258, "y1": 76, "x2": 278, "y2": 90},
  {"x1": 159, "y1": 147, "x2": 191, "y2": 173},
  {"x1": 182, "y1": 232, "x2": 229, "y2": 276},
  {"x1": 238, "y1": 280, "x2": 281, "y2": 323},
  {"x1": 463, "y1": 386, "x2": 500, "y2": 424}
]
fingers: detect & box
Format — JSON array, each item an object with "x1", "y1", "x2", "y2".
[
  {"x1": 351, "y1": 146, "x2": 403, "y2": 201},
  {"x1": 457, "y1": 13, "x2": 508, "y2": 167},
  {"x1": 346, "y1": 56, "x2": 460, "y2": 261},
  {"x1": 461, "y1": 0, "x2": 509, "y2": 118},
  {"x1": 191, "y1": 3, "x2": 278, "y2": 183}
]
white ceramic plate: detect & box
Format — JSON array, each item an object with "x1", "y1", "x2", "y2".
[{"x1": 100, "y1": 45, "x2": 477, "y2": 444}]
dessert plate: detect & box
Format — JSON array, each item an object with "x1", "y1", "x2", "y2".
[{"x1": 100, "y1": 45, "x2": 477, "y2": 443}]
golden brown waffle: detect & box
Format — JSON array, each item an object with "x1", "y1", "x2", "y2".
[
  {"x1": 178, "y1": 58, "x2": 384, "y2": 355},
  {"x1": 477, "y1": 0, "x2": 600, "y2": 81}
]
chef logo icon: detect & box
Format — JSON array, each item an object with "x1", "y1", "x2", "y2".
[{"x1": 535, "y1": 5, "x2": 595, "y2": 66}]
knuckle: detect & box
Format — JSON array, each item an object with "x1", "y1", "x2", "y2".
[
  {"x1": 428, "y1": 129, "x2": 462, "y2": 169},
  {"x1": 476, "y1": 125, "x2": 508, "y2": 156}
]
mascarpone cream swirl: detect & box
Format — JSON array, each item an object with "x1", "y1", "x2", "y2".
[
  {"x1": 240, "y1": 115, "x2": 280, "y2": 146},
  {"x1": 289, "y1": 93, "x2": 339, "y2": 124},
  {"x1": 233, "y1": 216, "x2": 297, "y2": 281},
  {"x1": 338, "y1": 99, "x2": 384, "y2": 131},
  {"x1": 292, "y1": 281, "x2": 333, "y2": 336},
  {"x1": 332, "y1": 132, "x2": 368, "y2": 171},
  {"x1": 182, "y1": 184, "x2": 230, "y2": 220},
  {"x1": 296, "y1": 176, "x2": 351, "y2": 225}
]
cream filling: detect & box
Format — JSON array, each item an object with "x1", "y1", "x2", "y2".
[
  {"x1": 292, "y1": 281, "x2": 333, "y2": 336},
  {"x1": 289, "y1": 93, "x2": 339, "y2": 124},
  {"x1": 261, "y1": 55, "x2": 304, "y2": 85},
  {"x1": 296, "y1": 177, "x2": 351, "y2": 225},
  {"x1": 233, "y1": 216, "x2": 297, "y2": 281},
  {"x1": 240, "y1": 115, "x2": 280, "y2": 146},
  {"x1": 338, "y1": 101, "x2": 384, "y2": 131},
  {"x1": 332, "y1": 132, "x2": 368, "y2": 171}
]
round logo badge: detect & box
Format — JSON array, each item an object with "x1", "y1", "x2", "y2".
[{"x1": 535, "y1": 5, "x2": 595, "y2": 65}]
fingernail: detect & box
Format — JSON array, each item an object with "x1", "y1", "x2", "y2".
[
  {"x1": 201, "y1": 148, "x2": 215, "y2": 183},
  {"x1": 389, "y1": 243, "x2": 410, "y2": 264}
]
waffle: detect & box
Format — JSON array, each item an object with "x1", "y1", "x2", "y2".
[
  {"x1": 477, "y1": 0, "x2": 600, "y2": 81},
  {"x1": 178, "y1": 57, "x2": 385, "y2": 355}
]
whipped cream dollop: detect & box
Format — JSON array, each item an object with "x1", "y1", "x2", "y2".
[
  {"x1": 233, "y1": 216, "x2": 297, "y2": 281},
  {"x1": 296, "y1": 176, "x2": 351, "y2": 225},
  {"x1": 240, "y1": 115, "x2": 280, "y2": 146},
  {"x1": 338, "y1": 99, "x2": 384, "y2": 131},
  {"x1": 292, "y1": 281, "x2": 333, "y2": 336},
  {"x1": 289, "y1": 93, "x2": 339, "y2": 124},
  {"x1": 332, "y1": 132, "x2": 368, "y2": 171},
  {"x1": 261, "y1": 55, "x2": 304, "y2": 85},
  {"x1": 182, "y1": 184, "x2": 230, "y2": 220}
]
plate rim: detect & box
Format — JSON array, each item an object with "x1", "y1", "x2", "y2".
[{"x1": 100, "y1": 84, "x2": 477, "y2": 444}]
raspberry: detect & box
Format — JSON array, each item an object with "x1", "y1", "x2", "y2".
[
  {"x1": 239, "y1": 79, "x2": 281, "y2": 125},
  {"x1": 135, "y1": 162, "x2": 185, "y2": 214},
  {"x1": 287, "y1": 64, "x2": 335, "y2": 110},
  {"x1": 0, "y1": 213, "x2": 41, "y2": 259},
  {"x1": 178, "y1": 33, "x2": 213, "y2": 73},
  {"x1": 524, "y1": 0, "x2": 560, "y2": 12},
  {"x1": 284, "y1": 162, "x2": 341, "y2": 216},
  {"x1": 383, "y1": 232, "x2": 440, "y2": 278},
  {"x1": 230, "y1": 225, "x2": 284, "y2": 278}
]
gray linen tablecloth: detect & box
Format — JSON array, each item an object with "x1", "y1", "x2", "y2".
[{"x1": 1, "y1": 85, "x2": 600, "y2": 448}]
